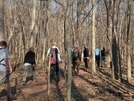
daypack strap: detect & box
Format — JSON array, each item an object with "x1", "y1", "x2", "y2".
[
  {"x1": 0, "y1": 48, "x2": 6, "y2": 66},
  {"x1": 0, "y1": 63, "x2": 6, "y2": 66},
  {"x1": 0, "y1": 58, "x2": 4, "y2": 63}
]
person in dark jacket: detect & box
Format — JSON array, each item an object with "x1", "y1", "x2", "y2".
[
  {"x1": 22, "y1": 47, "x2": 37, "y2": 85},
  {"x1": 83, "y1": 46, "x2": 89, "y2": 70},
  {"x1": 101, "y1": 46, "x2": 105, "y2": 67}
]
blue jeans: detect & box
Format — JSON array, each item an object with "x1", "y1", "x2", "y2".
[{"x1": 23, "y1": 65, "x2": 36, "y2": 82}]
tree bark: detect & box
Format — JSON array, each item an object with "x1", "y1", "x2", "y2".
[
  {"x1": 92, "y1": 0, "x2": 96, "y2": 74},
  {"x1": 127, "y1": 0, "x2": 131, "y2": 83},
  {"x1": 30, "y1": 0, "x2": 36, "y2": 47},
  {"x1": 0, "y1": 0, "x2": 4, "y2": 41},
  {"x1": 104, "y1": 0, "x2": 114, "y2": 79},
  {"x1": 64, "y1": 0, "x2": 72, "y2": 100}
]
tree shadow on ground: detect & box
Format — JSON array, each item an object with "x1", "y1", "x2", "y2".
[
  {"x1": 55, "y1": 82, "x2": 65, "y2": 101},
  {"x1": 121, "y1": 78, "x2": 134, "y2": 91},
  {"x1": 97, "y1": 70, "x2": 134, "y2": 100},
  {"x1": 97, "y1": 67, "x2": 111, "y2": 78},
  {"x1": 59, "y1": 68, "x2": 88, "y2": 101},
  {"x1": 97, "y1": 67, "x2": 134, "y2": 92},
  {"x1": 77, "y1": 74, "x2": 123, "y2": 100},
  {"x1": 0, "y1": 89, "x2": 7, "y2": 98},
  {"x1": 13, "y1": 63, "x2": 22, "y2": 71},
  {"x1": 71, "y1": 81, "x2": 88, "y2": 101},
  {"x1": 25, "y1": 75, "x2": 33, "y2": 84},
  {"x1": 0, "y1": 85, "x2": 17, "y2": 99}
]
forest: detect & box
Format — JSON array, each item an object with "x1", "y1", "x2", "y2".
[{"x1": 0, "y1": 0, "x2": 134, "y2": 101}]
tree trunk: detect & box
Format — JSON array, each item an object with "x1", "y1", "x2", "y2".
[
  {"x1": 76, "y1": 0, "x2": 81, "y2": 44},
  {"x1": 92, "y1": 0, "x2": 96, "y2": 74},
  {"x1": 0, "y1": 0, "x2": 4, "y2": 41},
  {"x1": 47, "y1": 55, "x2": 51, "y2": 101},
  {"x1": 111, "y1": 0, "x2": 116, "y2": 80},
  {"x1": 64, "y1": 0, "x2": 72, "y2": 100},
  {"x1": 127, "y1": 0, "x2": 131, "y2": 83},
  {"x1": 104, "y1": 0, "x2": 113, "y2": 78},
  {"x1": 43, "y1": 0, "x2": 49, "y2": 72},
  {"x1": 30, "y1": 0, "x2": 36, "y2": 47}
]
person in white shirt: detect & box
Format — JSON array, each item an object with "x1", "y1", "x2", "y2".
[
  {"x1": 47, "y1": 42, "x2": 60, "y2": 56},
  {"x1": 0, "y1": 41, "x2": 15, "y2": 100},
  {"x1": 46, "y1": 42, "x2": 61, "y2": 82}
]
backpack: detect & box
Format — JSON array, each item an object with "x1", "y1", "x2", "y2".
[
  {"x1": 72, "y1": 47, "x2": 79, "y2": 60},
  {"x1": 50, "y1": 48, "x2": 58, "y2": 65}
]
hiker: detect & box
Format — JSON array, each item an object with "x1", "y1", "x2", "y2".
[
  {"x1": 46, "y1": 42, "x2": 61, "y2": 82},
  {"x1": 101, "y1": 46, "x2": 105, "y2": 67},
  {"x1": 95, "y1": 47, "x2": 101, "y2": 67},
  {"x1": 0, "y1": 41, "x2": 16, "y2": 100},
  {"x1": 22, "y1": 47, "x2": 37, "y2": 85},
  {"x1": 71, "y1": 43, "x2": 81, "y2": 76},
  {"x1": 83, "y1": 46, "x2": 90, "y2": 70}
]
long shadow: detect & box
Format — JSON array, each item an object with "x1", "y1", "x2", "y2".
[
  {"x1": 59, "y1": 66, "x2": 88, "y2": 101},
  {"x1": 55, "y1": 63, "x2": 126, "y2": 100},
  {"x1": 78, "y1": 64, "x2": 133, "y2": 100},
  {"x1": 13, "y1": 63, "x2": 22, "y2": 71},
  {"x1": 97, "y1": 71, "x2": 134, "y2": 100},
  {"x1": 97, "y1": 68, "x2": 111, "y2": 78},
  {"x1": 47, "y1": 64, "x2": 65, "y2": 101},
  {"x1": 55, "y1": 82, "x2": 64, "y2": 101},
  {"x1": 121, "y1": 78, "x2": 134, "y2": 91},
  {"x1": 25, "y1": 75, "x2": 33, "y2": 84},
  {"x1": 71, "y1": 81, "x2": 88, "y2": 101},
  {"x1": 77, "y1": 74, "x2": 123, "y2": 100},
  {"x1": 59, "y1": 67, "x2": 65, "y2": 79},
  {"x1": 0, "y1": 78, "x2": 17, "y2": 100},
  {"x1": 98, "y1": 66, "x2": 134, "y2": 92},
  {"x1": 0, "y1": 89, "x2": 7, "y2": 98}
]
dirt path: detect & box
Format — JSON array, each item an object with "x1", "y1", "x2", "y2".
[{"x1": 0, "y1": 62, "x2": 134, "y2": 101}]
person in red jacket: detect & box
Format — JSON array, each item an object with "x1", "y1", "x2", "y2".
[{"x1": 46, "y1": 42, "x2": 61, "y2": 82}]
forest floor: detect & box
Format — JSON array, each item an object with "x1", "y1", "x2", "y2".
[{"x1": 0, "y1": 61, "x2": 134, "y2": 101}]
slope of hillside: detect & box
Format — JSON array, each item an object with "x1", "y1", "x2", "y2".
[{"x1": 0, "y1": 62, "x2": 134, "y2": 101}]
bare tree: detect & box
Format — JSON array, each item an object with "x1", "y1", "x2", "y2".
[
  {"x1": 30, "y1": 0, "x2": 37, "y2": 47},
  {"x1": 0, "y1": 0, "x2": 4, "y2": 41},
  {"x1": 92, "y1": 0, "x2": 96, "y2": 74},
  {"x1": 64, "y1": 0, "x2": 72, "y2": 100},
  {"x1": 126, "y1": 0, "x2": 132, "y2": 83},
  {"x1": 104, "y1": 0, "x2": 113, "y2": 77}
]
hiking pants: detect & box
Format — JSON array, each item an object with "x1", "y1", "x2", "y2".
[
  {"x1": 72, "y1": 59, "x2": 80, "y2": 74},
  {"x1": 95, "y1": 55, "x2": 100, "y2": 67},
  {"x1": 50, "y1": 63, "x2": 60, "y2": 77},
  {"x1": 84, "y1": 58, "x2": 89, "y2": 69},
  {"x1": 23, "y1": 65, "x2": 36, "y2": 82}
]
